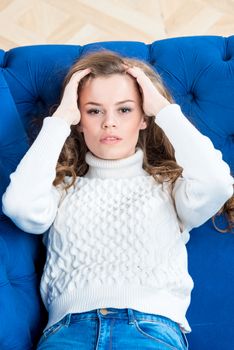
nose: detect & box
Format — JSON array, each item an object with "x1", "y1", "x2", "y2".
[{"x1": 102, "y1": 113, "x2": 117, "y2": 129}]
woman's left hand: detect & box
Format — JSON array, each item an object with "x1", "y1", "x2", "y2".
[{"x1": 124, "y1": 65, "x2": 171, "y2": 117}]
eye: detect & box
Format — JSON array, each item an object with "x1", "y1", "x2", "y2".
[
  {"x1": 119, "y1": 107, "x2": 132, "y2": 113},
  {"x1": 87, "y1": 108, "x2": 102, "y2": 115}
]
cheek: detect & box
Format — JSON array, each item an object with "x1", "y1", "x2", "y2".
[
  {"x1": 83, "y1": 127, "x2": 94, "y2": 140},
  {"x1": 128, "y1": 118, "x2": 144, "y2": 134},
  {"x1": 79, "y1": 115, "x2": 93, "y2": 132},
  {"x1": 82, "y1": 123, "x2": 100, "y2": 142}
]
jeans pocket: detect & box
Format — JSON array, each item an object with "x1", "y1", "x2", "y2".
[
  {"x1": 181, "y1": 331, "x2": 189, "y2": 350},
  {"x1": 42, "y1": 321, "x2": 64, "y2": 339},
  {"x1": 133, "y1": 319, "x2": 184, "y2": 350}
]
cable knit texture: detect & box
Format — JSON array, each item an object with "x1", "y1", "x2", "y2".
[
  {"x1": 42, "y1": 156, "x2": 194, "y2": 332},
  {"x1": 2, "y1": 104, "x2": 233, "y2": 334}
]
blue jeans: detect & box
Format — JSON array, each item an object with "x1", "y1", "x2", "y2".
[{"x1": 36, "y1": 308, "x2": 189, "y2": 349}]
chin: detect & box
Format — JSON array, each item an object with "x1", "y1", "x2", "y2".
[{"x1": 95, "y1": 147, "x2": 136, "y2": 160}]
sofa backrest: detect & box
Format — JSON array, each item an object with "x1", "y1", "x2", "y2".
[{"x1": 0, "y1": 36, "x2": 234, "y2": 349}]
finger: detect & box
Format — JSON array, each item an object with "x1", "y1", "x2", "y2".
[
  {"x1": 127, "y1": 67, "x2": 154, "y2": 92},
  {"x1": 126, "y1": 66, "x2": 144, "y2": 78},
  {"x1": 70, "y1": 68, "x2": 92, "y2": 82},
  {"x1": 122, "y1": 63, "x2": 131, "y2": 70},
  {"x1": 126, "y1": 67, "x2": 146, "y2": 91},
  {"x1": 66, "y1": 69, "x2": 91, "y2": 98},
  {"x1": 126, "y1": 70, "x2": 137, "y2": 79}
]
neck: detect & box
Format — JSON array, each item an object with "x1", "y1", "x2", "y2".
[{"x1": 85, "y1": 147, "x2": 148, "y2": 179}]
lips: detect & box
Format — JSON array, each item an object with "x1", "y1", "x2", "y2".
[
  {"x1": 100, "y1": 135, "x2": 122, "y2": 141},
  {"x1": 100, "y1": 134, "x2": 122, "y2": 145}
]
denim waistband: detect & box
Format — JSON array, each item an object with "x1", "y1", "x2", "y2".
[{"x1": 59, "y1": 308, "x2": 181, "y2": 334}]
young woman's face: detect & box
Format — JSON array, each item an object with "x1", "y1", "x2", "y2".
[{"x1": 78, "y1": 74, "x2": 147, "y2": 160}]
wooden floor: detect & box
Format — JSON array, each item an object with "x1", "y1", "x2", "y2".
[{"x1": 0, "y1": 0, "x2": 234, "y2": 50}]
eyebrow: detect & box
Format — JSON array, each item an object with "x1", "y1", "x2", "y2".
[{"x1": 84, "y1": 99, "x2": 136, "y2": 106}]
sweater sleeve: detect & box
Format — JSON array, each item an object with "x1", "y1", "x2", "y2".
[
  {"x1": 1, "y1": 116, "x2": 71, "y2": 234},
  {"x1": 155, "y1": 104, "x2": 234, "y2": 232}
]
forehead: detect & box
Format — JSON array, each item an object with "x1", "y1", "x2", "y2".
[{"x1": 79, "y1": 74, "x2": 140, "y2": 102}]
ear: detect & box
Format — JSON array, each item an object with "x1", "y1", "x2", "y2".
[
  {"x1": 77, "y1": 124, "x2": 84, "y2": 133},
  {"x1": 139, "y1": 116, "x2": 147, "y2": 130}
]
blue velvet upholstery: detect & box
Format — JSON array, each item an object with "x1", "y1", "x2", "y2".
[{"x1": 0, "y1": 36, "x2": 233, "y2": 349}]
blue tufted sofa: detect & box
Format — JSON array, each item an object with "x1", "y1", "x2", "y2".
[{"x1": 0, "y1": 36, "x2": 234, "y2": 350}]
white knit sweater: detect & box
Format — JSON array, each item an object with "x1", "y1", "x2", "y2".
[{"x1": 2, "y1": 104, "x2": 233, "y2": 333}]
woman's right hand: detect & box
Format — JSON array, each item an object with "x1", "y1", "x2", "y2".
[{"x1": 52, "y1": 68, "x2": 91, "y2": 126}]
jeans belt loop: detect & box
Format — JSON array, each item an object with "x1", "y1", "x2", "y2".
[
  {"x1": 127, "y1": 308, "x2": 135, "y2": 325},
  {"x1": 64, "y1": 313, "x2": 72, "y2": 327}
]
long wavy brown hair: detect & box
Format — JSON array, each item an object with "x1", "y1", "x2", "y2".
[{"x1": 49, "y1": 49, "x2": 233, "y2": 233}]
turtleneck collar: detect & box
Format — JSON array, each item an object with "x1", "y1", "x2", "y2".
[{"x1": 84, "y1": 147, "x2": 149, "y2": 179}]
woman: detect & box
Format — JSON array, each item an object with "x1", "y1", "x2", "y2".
[{"x1": 2, "y1": 50, "x2": 233, "y2": 349}]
